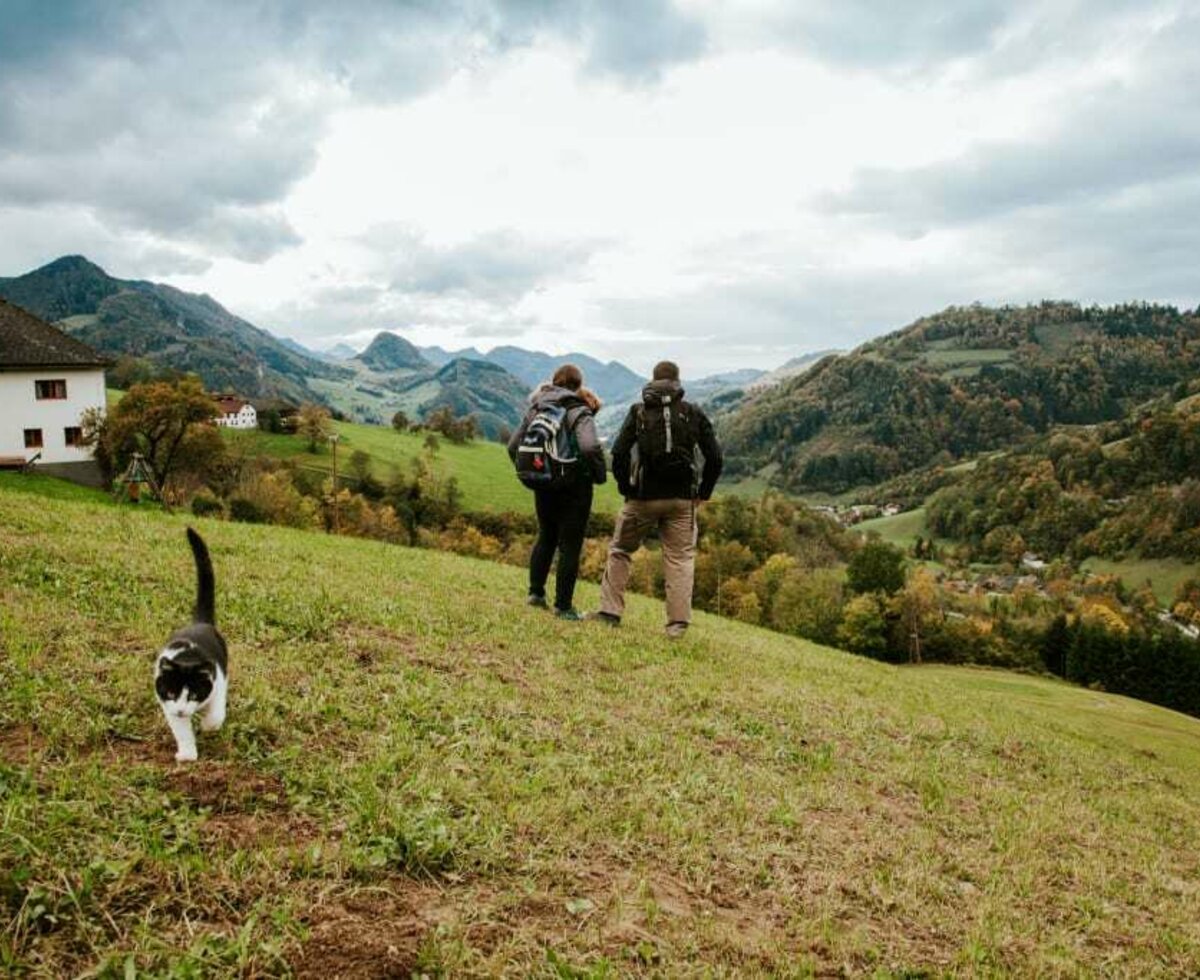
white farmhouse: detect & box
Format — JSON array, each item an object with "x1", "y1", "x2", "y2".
[
  {"x1": 213, "y1": 394, "x2": 258, "y2": 429},
  {"x1": 0, "y1": 297, "x2": 108, "y2": 482}
]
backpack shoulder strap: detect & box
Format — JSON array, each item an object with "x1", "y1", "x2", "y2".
[{"x1": 564, "y1": 404, "x2": 590, "y2": 430}]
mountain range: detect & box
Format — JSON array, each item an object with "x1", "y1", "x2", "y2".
[
  {"x1": 307, "y1": 332, "x2": 530, "y2": 437},
  {"x1": 0, "y1": 256, "x2": 347, "y2": 404},
  {"x1": 301, "y1": 332, "x2": 772, "y2": 435}
]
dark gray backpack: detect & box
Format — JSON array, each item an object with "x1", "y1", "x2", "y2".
[{"x1": 515, "y1": 404, "x2": 580, "y2": 490}]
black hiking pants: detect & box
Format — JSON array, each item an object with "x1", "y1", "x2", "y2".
[{"x1": 530, "y1": 481, "x2": 594, "y2": 611}]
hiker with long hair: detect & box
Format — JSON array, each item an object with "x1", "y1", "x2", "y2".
[{"x1": 508, "y1": 364, "x2": 606, "y2": 619}]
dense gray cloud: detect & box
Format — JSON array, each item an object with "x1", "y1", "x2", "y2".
[
  {"x1": 808, "y1": 4, "x2": 1200, "y2": 332},
  {"x1": 823, "y1": 11, "x2": 1200, "y2": 229},
  {"x1": 0, "y1": 0, "x2": 705, "y2": 266},
  {"x1": 749, "y1": 0, "x2": 1008, "y2": 70},
  {"x1": 713, "y1": 0, "x2": 1161, "y2": 75}
]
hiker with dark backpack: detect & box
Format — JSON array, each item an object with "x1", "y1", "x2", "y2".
[
  {"x1": 588, "y1": 360, "x2": 723, "y2": 638},
  {"x1": 507, "y1": 364, "x2": 606, "y2": 620}
]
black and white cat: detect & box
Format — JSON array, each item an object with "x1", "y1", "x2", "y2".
[{"x1": 155, "y1": 528, "x2": 228, "y2": 762}]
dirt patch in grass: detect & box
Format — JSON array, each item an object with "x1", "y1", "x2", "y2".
[
  {"x1": 160, "y1": 761, "x2": 327, "y2": 850},
  {"x1": 335, "y1": 623, "x2": 421, "y2": 671},
  {"x1": 201, "y1": 810, "x2": 322, "y2": 849},
  {"x1": 0, "y1": 724, "x2": 48, "y2": 764},
  {"x1": 169, "y1": 761, "x2": 289, "y2": 812},
  {"x1": 292, "y1": 880, "x2": 449, "y2": 979},
  {"x1": 97, "y1": 730, "x2": 177, "y2": 765}
]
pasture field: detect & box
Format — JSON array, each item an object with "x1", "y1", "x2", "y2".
[
  {"x1": 3, "y1": 478, "x2": 1200, "y2": 976},
  {"x1": 223, "y1": 419, "x2": 624, "y2": 516},
  {"x1": 853, "y1": 507, "x2": 934, "y2": 548},
  {"x1": 1082, "y1": 556, "x2": 1198, "y2": 607}
]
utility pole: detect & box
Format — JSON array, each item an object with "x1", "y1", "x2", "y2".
[{"x1": 330, "y1": 432, "x2": 340, "y2": 534}]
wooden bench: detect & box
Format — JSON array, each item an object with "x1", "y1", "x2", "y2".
[{"x1": 0, "y1": 453, "x2": 39, "y2": 472}]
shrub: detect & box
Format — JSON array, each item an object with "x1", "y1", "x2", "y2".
[
  {"x1": 232, "y1": 471, "x2": 318, "y2": 528},
  {"x1": 229, "y1": 497, "x2": 265, "y2": 523},
  {"x1": 846, "y1": 540, "x2": 906, "y2": 595},
  {"x1": 191, "y1": 492, "x2": 224, "y2": 518}
]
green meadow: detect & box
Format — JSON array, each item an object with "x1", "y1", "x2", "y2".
[
  {"x1": 1081, "y1": 556, "x2": 1198, "y2": 607},
  {"x1": 224, "y1": 419, "x2": 624, "y2": 516},
  {"x1": 854, "y1": 507, "x2": 934, "y2": 548},
  {"x1": 3, "y1": 476, "x2": 1200, "y2": 976}
]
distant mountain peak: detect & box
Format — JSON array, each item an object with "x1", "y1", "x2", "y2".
[
  {"x1": 355, "y1": 331, "x2": 428, "y2": 372},
  {"x1": 41, "y1": 254, "x2": 110, "y2": 276},
  {"x1": 435, "y1": 356, "x2": 510, "y2": 379}
]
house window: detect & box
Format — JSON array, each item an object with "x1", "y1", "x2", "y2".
[
  {"x1": 64, "y1": 426, "x2": 84, "y2": 447},
  {"x1": 24, "y1": 429, "x2": 43, "y2": 449},
  {"x1": 35, "y1": 379, "x2": 67, "y2": 400}
]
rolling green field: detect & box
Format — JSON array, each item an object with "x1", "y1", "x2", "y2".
[
  {"x1": 1082, "y1": 557, "x2": 1197, "y2": 607},
  {"x1": 4, "y1": 477, "x2": 1200, "y2": 976},
  {"x1": 225, "y1": 420, "x2": 624, "y2": 516},
  {"x1": 854, "y1": 507, "x2": 933, "y2": 548}
]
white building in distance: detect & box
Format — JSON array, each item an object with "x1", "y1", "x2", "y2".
[
  {"x1": 213, "y1": 395, "x2": 257, "y2": 429},
  {"x1": 0, "y1": 297, "x2": 108, "y2": 479}
]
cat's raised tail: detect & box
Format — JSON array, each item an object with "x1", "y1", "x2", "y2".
[{"x1": 186, "y1": 527, "x2": 216, "y2": 626}]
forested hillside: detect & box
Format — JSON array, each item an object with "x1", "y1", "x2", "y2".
[
  {"x1": 0, "y1": 256, "x2": 348, "y2": 403},
  {"x1": 721, "y1": 302, "x2": 1200, "y2": 493},
  {"x1": 927, "y1": 397, "x2": 1200, "y2": 562}
]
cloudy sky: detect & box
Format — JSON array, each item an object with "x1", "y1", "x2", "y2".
[{"x1": 1, "y1": 1, "x2": 1198, "y2": 376}]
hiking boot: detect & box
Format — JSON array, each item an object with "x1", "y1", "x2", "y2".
[
  {"x1": 555, "y1": 607, "x2": 584, "y2": 621},
  {"x1": 585, "y1": 611, "x2": 621, "y2": 627},
  {"x1": 665, "y1": 621, "x2": 689, "y2": 639},
  {"x1": 526, "y1": 594, "x2": 548, "y2": 609}
]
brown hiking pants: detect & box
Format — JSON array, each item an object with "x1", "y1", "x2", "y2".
[{"x1": 599, "y1": 497, "x2": 698, "y2": 624}]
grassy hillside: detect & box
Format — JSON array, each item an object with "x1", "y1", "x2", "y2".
[
  {"x1": 224, "y1": 419, "x2": 623, "y2": 516},
  {"x1": 854, "y1": 507, "x2": 933, "y2": 548},
  {"x1": 4, "y1": 480, "x2": 1200, "y2": 976}
]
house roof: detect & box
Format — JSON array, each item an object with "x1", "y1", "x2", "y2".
[
  {"x1": 0, "y1": 297, "x2": 109, "y2": 369},
  {"x1": 215, "y1": 396, "x2": 253, "y2": 414}
]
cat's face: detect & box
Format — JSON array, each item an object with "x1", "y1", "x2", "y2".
[{"x1": 156, "y1": 646, "x2": 215, "y2": 717}]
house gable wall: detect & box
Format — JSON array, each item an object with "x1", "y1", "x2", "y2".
[{"x1": 0, "y1": 368, "x2": 106, "y2": 463}]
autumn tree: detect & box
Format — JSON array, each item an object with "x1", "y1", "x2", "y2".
[
  {"x1": 424, "y1": 406, "x2": 479, "y2": 444},
  {"x1": 891, "y1": 567, "x2": 940, "y2": 663},
  {"x1": 83, "y1": 375, "x2": 223, "y2": 493},
  {"x1": 837, "y1": 593, "x2": 889, "y2": 659},
  {"x1": 296, "y1": 403, "x2": 333, "y2": 452}
]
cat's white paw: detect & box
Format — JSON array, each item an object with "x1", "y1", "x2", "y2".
[
  {"x1": 175, "y1": 749, "x2": 198, "y2": 762},
  {"x1": 199, "y1": 716, "x2": 223, "y2": 732}
]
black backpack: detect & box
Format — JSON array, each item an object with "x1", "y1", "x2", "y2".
[
  {"x1": 631, "y1": 397, "x2": 699, "y2": 492},
  {"x1": 515, "y1": 404, "x2": 581, "y2": 490}
]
